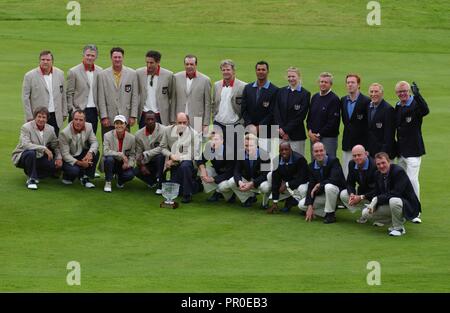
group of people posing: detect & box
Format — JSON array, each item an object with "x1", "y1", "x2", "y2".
[{"x1": 13, "y1": 44, "x2": 429, "y2": 237}]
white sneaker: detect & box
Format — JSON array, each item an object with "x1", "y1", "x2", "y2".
[
  {"x1": 155, "y1": 188, "x2": 163, "y2": 195},
  {"x1": 80, "y1": 176, "x2": 95, "y2": 188},
  {"x1": 373, "y1": 222, "x2": 384, "y2": 227},
  {"x1": 104, "y1": 181, "x2": 112, "y2": 192},
  {"x1": 412, "y1": 217, "x2": 422, "y2": 224},
  {"x1": 26, "y1": 178, "x2": 38, "y2": 190},
  {"x1": 389, "y1": 228, "x2": 406, "y2": 236},
  {"x1": 356, "y1": 216, "x2": 368, "y2": 224},
  {"x1": 62, "y1": 179, "x2": 73, "y2": 185},
  {"x1": 116, "y1": 182, "x2": 124, "y2": 189},
  {"x1": 94, "y1": 172, "x2": 101, "y2": 178}
]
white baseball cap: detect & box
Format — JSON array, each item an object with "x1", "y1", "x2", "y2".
[{"x1": 113, "y1": 115, "x2": 127, "y2": 124}]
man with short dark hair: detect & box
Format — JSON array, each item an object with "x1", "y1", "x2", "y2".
[
  {"x1": 12, "y1": 107, "x2": 62, "y2": 190},
  {"x1": 136, "y1": 50, "x2": 174, "y2": 128},
  {"x1": 340, "y1": 74, "x2": 371, "y2": 177},
  {"x1": 67, "y1": 44, "x2": 103, "y2": 134},
  {"x1": 134, "y1": 111, "x2": 166, "y2": 194},
  {"x1": 364, "y1": 152, "x2": 421, "y2": 236},
  {"x1": 241, "y1": 61, "x2": 278, "y2": 152},
  {"x1": 98, "y1": 47, "x2": 138, "y2": 137},
  {"x1": 173, "y1": 55, "x2": 211, "y2": 134},
  {"x1": 22, "y1": 50, "x2": 67, "y2": 135},
  {"x1": 59, "y1": 110, "x2": 99, "y2": 188}
]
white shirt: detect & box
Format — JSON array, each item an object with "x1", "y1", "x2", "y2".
[
  {"x1": 185, "y1": 77, "x2": 194, "y2": 114},
  {"x1": 215, "y1": 86, "x2": 239, "y2": 125},
  {"x1": 86, "y1": 70, "x2": 96, "y2": 108},
  {"x1": 74, "y1": 133, "x2": 83, "y2": 156},
  {"x1": 44, "y1": 73, "x2": 55, "y2": 112},
  {"x1": 144, "y1": 74, "x2": 159, "y2": 113},
  {"x1": 39, "y1": 130, "x2": 44, "y2": 141}
]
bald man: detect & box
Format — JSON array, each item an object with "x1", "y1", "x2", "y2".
[
  {"x1": 160, "y1": 112, "x2": 202, "y2": 203},
  {"x1": 339, "y1": 145, "x2": 377, "y2": 222},
  {"x1": 298, "y1": 142, "x2": 345, "y2": 223}
]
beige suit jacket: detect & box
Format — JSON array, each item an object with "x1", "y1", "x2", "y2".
[
  {"x1": 160, "y1": 125, "x2": 202, "y2": 162},
  {"x1": 59, "y1": 122, "x2": 99, "y2": 165},
  {"x1": 66, "y1": 63, "x2": 103, "y2": 111},
  {"x1": 212, "y1": 78, "x2": 246, "y2": 124},
  {"x1": 135, "y1": 123, "x2": 166, "y2": 163},
  {"x1": 22, "y1": 66, "x2": 68, "y2": 127},
  {"x1": 97, "y1": 66, "x2": 139, "y2": 122},
  {"x1": 102, "y1": 130, "x2": 136, "y2": 168},
  {"x1": 12, "y1": 121, "x2": 61, "y2": 166},
  {"x1": 173, "y1": 71, "x2": 211, "y2": 126},
  {"x1": 136, "y1": 67, "x2": 174, "y2": 126}
]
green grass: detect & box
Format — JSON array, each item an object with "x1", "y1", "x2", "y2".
[{"x1": 0, "y1": 0, "x2": 449, "y2": 292}]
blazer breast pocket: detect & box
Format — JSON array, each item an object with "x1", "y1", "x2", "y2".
[
  {"x1": 124, "y1": 84, "x2": 132, "y2": 93},
  {"x1": 162, "y1": 86, "x2": 168, "y2": 95}
]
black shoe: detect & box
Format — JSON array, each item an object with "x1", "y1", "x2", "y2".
[
  {"x1": 250, "y1": 195, "x2": 258, "y2": 203},
  {"x1": 323, "y1": 212, "x2": 336, "y2": 224},
  {"x1": 181, "y1": 194, "x2": 192, "y2": 203},
  {"x1": 242, "y1": 197, "x2": 254, "y2": 207},
  {"x1": 227, "y1": 194, "x2": 236, "y2": 204},
  {"x1": 207, "y1": 192, "x2": 221, "y2": 202}
]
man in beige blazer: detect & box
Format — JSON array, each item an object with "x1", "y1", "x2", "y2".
[
  {"x1": 160, "y1": 112, "x2": 202, "y2": 203},
  {"x1": 12, "y1": 107, "x2": 62, "y2": 190},
  {"x1": 22, "y1": 50, "x2": 68, "y2": 135},
  {"x1": 98, "y1": 47, "x2": 138, "y2": 137},
  {"x1": 136, "y1": 50, "x2": 174, "y2": 128},
  {"x1": 59, "y1": 110, "x2": 99, "y2": 188},
  {"x1": 173, "y1": 55, "x2": 211, "y2": 134},
  {"x1": 102, "y1": 115, "x2": 136, "y2": 192},
  {"x1": 134, "y1": 111, "x2": 166, "y2": 194},
  {"x1": 66, "y1": 44, "x2": 103, "y2": 134},
  {"x1": 212, "y1": 59, "x2": 246, "y2": 154}
]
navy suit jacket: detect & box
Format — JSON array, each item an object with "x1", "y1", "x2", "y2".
[
  {"x1": 367, "y1": 99, "x2": 395, "y2": 159},
  {"x1": 271, "y1": 151, "x2": 309, "y2": 200},
  {"x1": 340, "y1": 93, "x2": 371, "y2": 151},
  {"x1": 345, "y1": 158, "x2": 377, "y2": 200}
]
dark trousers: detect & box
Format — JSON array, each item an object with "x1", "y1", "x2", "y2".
[
  {"x1": 170, "y1": 160, "x2": 196, "y2": 196},
  {"x1": 18, "y1": 150, "x2": 56, "y2": 179},
  {"x1": 138, "y1": 111, "x2": 162, "y2": 129},
  {"x1": 47, "y1": 112, "x2": 59, "y2": 136},
  {"x1": 212, "y1": 121, "x2": 240, "y2": 159},
  {"x1": 103, "y1": 156, "x2": 135, "y2": 185},
  {"x1": 134, "y1": 154, "x2": 165, "y2": 185},
  {"x1": 62, "y1": 150, "x2": 99, "y2": 181}
]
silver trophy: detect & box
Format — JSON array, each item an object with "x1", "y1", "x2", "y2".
[{"x1": 160, "y1": 182, "x2": 180, "y2": 209}]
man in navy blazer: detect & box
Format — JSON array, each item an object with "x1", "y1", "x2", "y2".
[
  {"x1": 364, "y1": 152, "x2": 421, "y2": 236},
  {"x1": 340, "y1": 74, "x2": 371, "y2": 177},
  {"x1": 241, "y1": 61, "x2": 278, "y2": 152},
  {"x1": 367, "y1": 83, "x2": 395, "y2": 159}
]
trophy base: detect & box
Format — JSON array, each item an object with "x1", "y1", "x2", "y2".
[{"x1": 160, "y1": 201, "x2": 179, "y2": 209}]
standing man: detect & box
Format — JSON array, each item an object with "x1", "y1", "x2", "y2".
[
  {"x1": 66, "y1": 44, "x2": 102, "y2": 134},
  {"x1": 367, "y1": 83, "x2": 395, "y2": 159},
  {"x1": 12, "y1": 107, "x2": 62, "y2": 190},
  {"x1": 339, "y1": 145, "x2": 377, "y2": 220},
  {"x1": 136, "y1": 50, "x2": 174, "y2": 128},
  {"x1": 22, "y1": 50, "x2": 67, "y2": 135},
  {"x1": 394, "y1": 81, "x2": 429, "y2": 208},
  {"x1": 340, "y1": 74, "x2": 371, "y2": 177},
  {"x1": 211, "y1": 59, "x2": 246, "y2": 151},
  {"x1": 102, "y1": 115, "x2": 136, "y2": 192},
  {"x1": 160, "y1": 112, "x2": 202, "y2": 203},
  {"x1": 134, "y1": 111, "x2": 166, "y2": 194},
  {"x1": 173, "y1": 55, "x2": 211, "y2": 135},
  {"x1": 298, "y1": 142, "x2": 346, "y2": 223},
  {"x1": 363, "y1": 152, "x2": 421, "y2": 236},
  {"x1": 306, "y1": 72, "x2": 341, "y2": 159},
  {"x1": 273, "y1": 67, "x2": 310, "y2": 156},
  {"x1": 59, "y1": 110, "x2": 99, "y2": 188},
  {"x1": 241, "y1": 61, "x2": 278, "y2": 152},
  {"x1": 98, "y1": 47, "x2": 138, "y2": 137}
]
